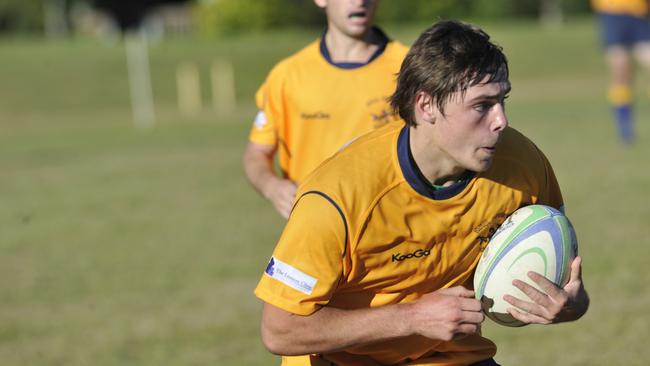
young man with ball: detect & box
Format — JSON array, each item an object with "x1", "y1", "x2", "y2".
[
  {"x1": 243, "y1": 0, "x2": 408, "y2": 218},
  {"x1": 255, "y1": 20, "x2": 590, "y2": 365}
]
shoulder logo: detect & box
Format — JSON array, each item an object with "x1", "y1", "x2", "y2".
[
  {"x1": 391, "y1": 248, "x2": 431, "y2": 262},
  {"x1": 254, "y1": 111, "x2": 267, "y2": 129},
  {"x1": 263, "y1": 256, "x2": 317, "y2": 295},
  {"x1": 265, "y1": 257, "x2": 275, "y2": 276}
]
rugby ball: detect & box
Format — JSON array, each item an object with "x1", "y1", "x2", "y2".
[{"x1": 473, "y1": 205, "x2": 577, "y2": 327}]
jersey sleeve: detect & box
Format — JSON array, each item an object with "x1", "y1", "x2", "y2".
[
  {"x1": 248, "y1": 69, "x2": 284, "y2": 146},
  {"x1": 254, "y1": 191, "x2": 347, "y2": 315},
  {"x1": 534, "y1": 145, "x2": 564, "y2": 211}
]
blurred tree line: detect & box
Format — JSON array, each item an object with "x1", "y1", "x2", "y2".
[
  {"x1": 0, "y1": 0, "x2": 189, "y2": 34},
  {"x1": 0, "y1": 0, "x2": 46, "y2": 33},
  {"x1": 197, "y1": 0, "x2": 592, "y2": 35},
  {"x1": 1, "y1": 0, "x2": 592, "y2": 35}
]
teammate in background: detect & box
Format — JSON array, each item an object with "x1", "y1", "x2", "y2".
[
  {"x1": 242, "y1": 0, "x2": 408, "y2": 218},
  {"x1": 592, "y1": 0, "x2": 650, "y2": 143},
  {"x1": 255, "y1": 20, "x2": 590, "y2": 365}
]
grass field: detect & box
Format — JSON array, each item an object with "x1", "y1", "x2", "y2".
[{"x1": 1, "y1": 18, "x2": 650, "y2": 365}]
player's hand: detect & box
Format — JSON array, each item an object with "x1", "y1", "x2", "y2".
[
  {"x1": 264, "y1": 177, "x2": 297, "y2": 219},
  {"x1": 406, "y1": 286, "x2": 485, "y2": 341},
  {"x1": 503, "y1": 256, "x2": 589, "y2": 325}
]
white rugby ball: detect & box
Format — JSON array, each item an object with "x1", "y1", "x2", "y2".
[{"x1": 473, "y1": 205, "x2": 577, "y2": 327}]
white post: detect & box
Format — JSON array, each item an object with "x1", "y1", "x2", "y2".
[
  {"x1": 125, "y1": 28, "x2": 156, "y2": 129},
  {"x1": 540, "y1": 0, "x2": 563, "y2": 28},
  {"x1": 176, "y1": 62, "x2": 202, "y2": 116},
  {"x1": 211, "y1": 59, "x2": 236, "y2": 115}
]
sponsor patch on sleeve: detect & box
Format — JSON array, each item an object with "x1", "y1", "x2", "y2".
[
  {"x1": 253, "y1": 111, "x2": 267, "y2": 129},
  {"x1": 264, "y1": 256, "x2": 317, "y2": 295}
]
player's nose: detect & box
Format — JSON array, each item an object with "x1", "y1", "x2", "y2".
[{"x1": 491, "y1": 104, "x2": 508, "y2": 132}]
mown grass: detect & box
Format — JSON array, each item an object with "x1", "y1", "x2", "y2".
[{"x1": 1, "y1": 18, "x2": 649, "y2": 365}]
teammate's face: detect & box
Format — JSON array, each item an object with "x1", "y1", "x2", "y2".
[
  {"x1": 314, "y1": 0, "x2": 378, "y2": 39},
  {"x1": 432, "y1": 73, "x2": 510, "y2": 173}
]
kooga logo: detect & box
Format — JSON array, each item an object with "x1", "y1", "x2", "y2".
[{"x1": 392, "y1": 248, "x2": 431, "y2": 262}]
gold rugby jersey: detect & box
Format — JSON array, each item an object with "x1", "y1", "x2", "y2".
[
  {"x1": 255, "y1": 123, "x2": 563, "y2": 365},
  {"x1": 249, "y1": 28, "x2": 408, "y2": 183},
  {"x1": 591, "y1": 0, "x2": 648, "y2": 16}
]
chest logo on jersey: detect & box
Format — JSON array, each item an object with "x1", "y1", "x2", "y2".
[
  {"x1": 391, "y1": 248, "x2": 431, "y2": 262},
  {"x1": 371, "y1": 109, "x2": 393, "y2": 128},
  {"x1": 473, "y1": 212, "x2": 509, "y2": 248},
  {"x1": 367, "y1": 95, "x2": 397, "y2": 128},
  {"x1": 301, "y1": 111, "x2": 330, "y2": 120}
]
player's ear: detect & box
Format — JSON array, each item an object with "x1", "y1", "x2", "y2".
[
  {"x1": 414, "y1": 91, "x2": 436, "y2": 124},
  {"x1": 313, "y1": 0, "x2": 327, "y2": 9}
]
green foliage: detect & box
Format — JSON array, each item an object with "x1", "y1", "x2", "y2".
[
  {"x1": 195, "y1": 0, "x2": 594, "y2": 37},
  {"x1": 197, "y1": 0, "x2": 324, "y2": 36},
  {"x1": 562, "y1": 0, "x2": 592, "y2": 14},
  {"x1": 0, "y1": 0, "x2": 595, "y2": 36},
  {"x1": 376, "y1": 0, "x2": 473, "y2": 23},
  {"x1": 471, "y1": 0, "x2": 539, "y2": 19},
  {"x1": 0, "y1": 0, "x2": 44, "y2": 32},
  {"x1": 471, "y1": 0, "x2": 593, "y2": 19}
]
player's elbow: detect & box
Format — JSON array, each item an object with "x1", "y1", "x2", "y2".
[
  {"x1": 261, "y1": 318, "x2": 307, "y2": 356},
  {"x1": 260, "y1": 320, "x2": 288, "y2": 355},
  {"x1": 242, "y1": 143, "x2": 275, "y2": 185},
  {"x1": 260, "y1": 304, "x2": 296, "y2": 355},
  {"x1": 243, "y1": 142, "x2": 275, "y2": 167}
]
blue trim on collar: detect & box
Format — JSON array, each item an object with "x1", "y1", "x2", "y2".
[
  {"x1": 397, "y1": 126, "x2": 474, "y2": 200},
  {"x1": 319, "y1": 27, "x2": 389, "y2": 69}
]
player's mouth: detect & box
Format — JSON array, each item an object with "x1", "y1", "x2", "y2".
[
  {"x1": 348, "y1": 11, "x2": 368, "y2": 21},
  {"x1": 482, "y1": 138, "x2": 502, "y2": 154},
  {"x1": 481, "y1": 145, "x2": 497, "y2": 155}
]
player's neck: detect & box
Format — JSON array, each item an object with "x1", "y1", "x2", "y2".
[
  {"x1": 409, "y1": 125, "x2": 466, "y2": 187},
  {"x1": 324, "y1": 26, "x2": 381, "y2": 64}
]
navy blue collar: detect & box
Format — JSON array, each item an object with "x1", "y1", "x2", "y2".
[
  {"x1": 319, "y1": 26, "x2": 389, "y2": 69},
  {"x1": 397, "y1": 126, "x2": 474, "y2": 200}
]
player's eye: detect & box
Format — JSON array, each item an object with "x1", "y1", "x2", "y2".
[{"x1": 474, "y1": 102, "x2": 492, "y2": 113}]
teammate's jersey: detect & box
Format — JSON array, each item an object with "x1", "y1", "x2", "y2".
[
  {"x1": 249, "y1": 29, "x2": 408, "y2": 183},
  {"x1": 255, "y1": 122, "x2": 563, "y2": 366},
  {"x1": 591, "y1": 0, "x2": 649, "y2": 16}
]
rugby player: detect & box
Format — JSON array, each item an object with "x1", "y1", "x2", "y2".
[
  {"x1": 254, "y1": 20, "x2": 590, "y2": 365},
  {"x1": 592, "y1": 0, "x2": 650, "y2": 143},
  {"x1": 243, "y1": 0, "x2": 408, "y2": 218}
]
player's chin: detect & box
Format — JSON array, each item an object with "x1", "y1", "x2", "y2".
[
  {"x1": 344, "y1": 22, "x2": 371, "y2": 36},
  {"x1": 472, "y1": 151, "x2": 496, "y2": 171},
  {"x1": 470, "y1": 157, "x2": 494, "y2": 173}
]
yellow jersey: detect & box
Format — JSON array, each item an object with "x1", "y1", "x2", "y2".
[
  {"x1": 249, "y1": 29, "x2": 408, "y2": 183},
  {"x1": 591, "y1": 0, "x2": 649, "y2": 16},
  {"x1": 255, "y1": 123, "x2": 563, "y2": 365}
]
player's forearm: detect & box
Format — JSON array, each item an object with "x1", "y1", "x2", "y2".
[
  {"x1": 261, "y1": 302, "x2": 413, "y2": 356},
  {"x1": 242, "y1": 146, "x2": 279, "y2": 199}
]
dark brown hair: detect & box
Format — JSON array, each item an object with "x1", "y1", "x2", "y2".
[{"x1": 390, "y1": 20, "x2": 509, "y2": 126}]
